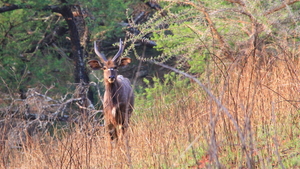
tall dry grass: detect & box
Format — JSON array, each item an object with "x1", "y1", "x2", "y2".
[
  {"x1": 0, "y1": 50, "x2": 299, "y2": 168},
  {"x1": 208, "y1": 51, "x2": 300, "y2": 168}
]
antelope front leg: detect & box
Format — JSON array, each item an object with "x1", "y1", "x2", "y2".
[
  {"x1": 123, "y1": 112, "x2": 129, "y2": 135},
  {"x1": 106, "y1": 129, "x2": 112, "y2": 155},
  {"x1": 106, "y1": 124, "x2": 115, "y2": 154},
  {"x1": 120, "y1": 112, "x2": 129, "y2": 144},
  {"x1": 117, "y1": 125, "x2": 123, "y2": 142}
]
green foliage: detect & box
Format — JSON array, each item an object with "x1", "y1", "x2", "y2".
[
  {"x1": 136, "y1": 72, "x2": 190, "y2": 108},
  {"x1": 0, "y1": 0, "x2": 140, "y2": 96},
  {"x1": 127, "y1": 0, "x2": 300, "y2": 77},
  {"x1": 29, "y1": 53, "x2": 72, "y2": 89},
  {"x1": 84, "y1": 0, "x2": 137, "y2": 40},
  {"x1": 152, "y1": 21, "x2": 207, "y2": 73},
  {"x1": 127, "y1": 5, "x2": 210, "y2": 75},
  {"x1": 0, "y1": 1, "x2": 72, "y2": 95}
]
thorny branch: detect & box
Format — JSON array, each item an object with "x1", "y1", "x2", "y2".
[{"x1": 180, "y1": 1, "x2": 233, "y2": 60}]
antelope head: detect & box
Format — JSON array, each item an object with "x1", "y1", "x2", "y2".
[{"x1": 88, "y1": 39, "x2": 131, "y2": 83}]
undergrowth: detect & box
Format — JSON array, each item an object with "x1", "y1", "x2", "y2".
[{"x1": 0, "y1": 53, "x2": 299, "y2": 168}]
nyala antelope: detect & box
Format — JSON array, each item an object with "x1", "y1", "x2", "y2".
[{"x1": 88, "y1": 39, "x2": 134, "y2": 147}]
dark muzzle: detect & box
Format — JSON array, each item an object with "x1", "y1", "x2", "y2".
[{"x1": 108, "y1": 69, "x2": 116, "y2": 83}]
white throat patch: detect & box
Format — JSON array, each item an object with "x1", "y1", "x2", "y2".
[{"x1": 112, "y1": 107, "x2": 116, "y2": 117}]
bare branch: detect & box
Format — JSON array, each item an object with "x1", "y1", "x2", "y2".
[
  {"x1": 264, "y1": 0, "x2": 300, "y2": 16},
  {"x1": 31, "y1": 91, "x2": 59, "y2": 103},
  {"x1": 0, "y1": 4, "x2": 21, "y2": 13},
  {"x1": 52, "y1": 43, "x2": 72, "y2": 61},
  {"x1": 225, "y1": 0, "x2": 246, "y2": 7},
  {"x1": 51, "y1": 97, "x2": 82, "y2": 118}
]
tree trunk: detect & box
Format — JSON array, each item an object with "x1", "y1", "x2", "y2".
[
  {"x1": 52, "y1": 5, "x2": 89, "y2": 83},
  {"x1": 52, "y1": 5, "x2": 94, "y2": 109}
]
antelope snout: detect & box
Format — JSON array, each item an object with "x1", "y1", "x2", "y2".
[{"x1": 108, "y1": 75, "x2": 116, "y2": 83}]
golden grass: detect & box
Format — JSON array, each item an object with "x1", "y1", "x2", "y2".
[{"x1": 0, "y1": 54, "x2": 299, "y2": 168}]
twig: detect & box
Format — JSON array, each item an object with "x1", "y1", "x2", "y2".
[
  {"x1": 52, "y1": 43, "x2": 72, "y2": 61},
  {"x1": 181, "y1": 1, "x2": 232, "y2": 60},
  {"x1": 264, "y1": 0, "x2": 300, "y2": 16},
  {"x1": 174, "y1": 134, "x2": 201, "y2": 167},
  {"x1": 51, "y1": 97, "x2": 83, "y2": 118},
  {"x1": 0, "y1": 77, "x2": 13, "y2": 100},
  {"x1": 225, "y1": 0, "x2": 246, "y2": 7},
  {"x1": 33, "y1": 91, "x2": 59, "y2": 103}
]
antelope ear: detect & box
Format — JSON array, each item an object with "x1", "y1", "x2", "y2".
[
  {"x1": 119, "y1": 57, "x2": 131, "y2": 67},
  {"x1": 88, "y1": 60, "x2": 103, "y2": 70}
]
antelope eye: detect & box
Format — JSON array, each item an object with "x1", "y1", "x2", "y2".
[{"x1": 102, "y1": 66, "x2": 107, "y2": 70}]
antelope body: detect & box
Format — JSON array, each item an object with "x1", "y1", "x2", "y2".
[{"x1": 88, "y1": 39, "x2": 134, "y2": 144}]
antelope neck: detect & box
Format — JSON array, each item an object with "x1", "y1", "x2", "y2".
[{"x1": 105, "y1": 80, "x2": 121, "y2": 105}]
